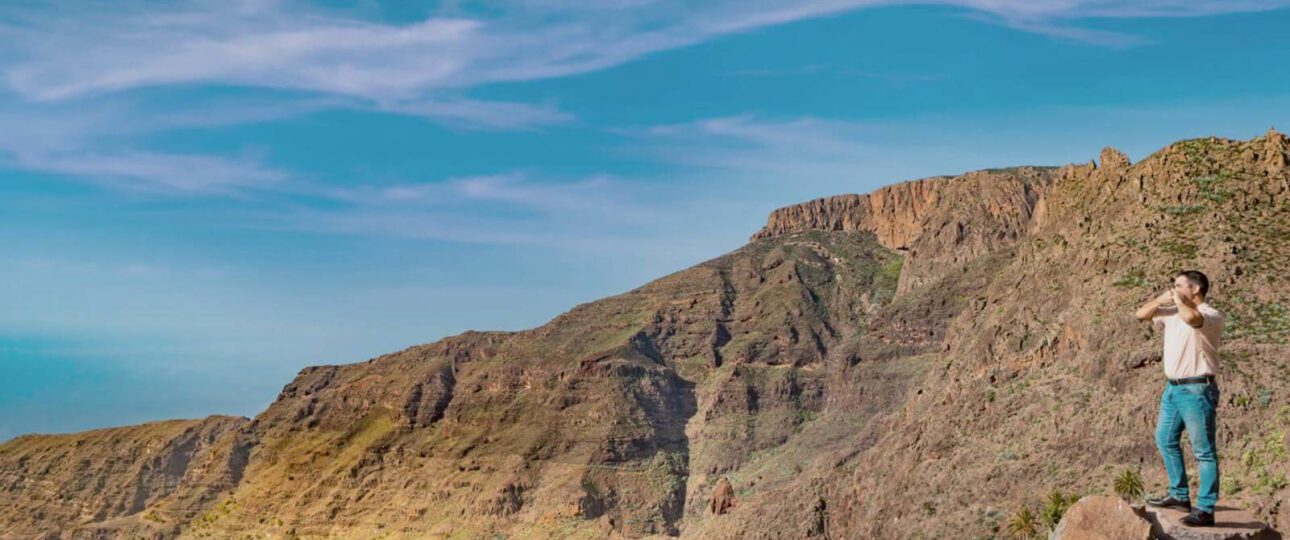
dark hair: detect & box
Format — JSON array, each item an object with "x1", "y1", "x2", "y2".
[{"x1": 1176, "y1": 270, "x2": 1210, "y2": 297}]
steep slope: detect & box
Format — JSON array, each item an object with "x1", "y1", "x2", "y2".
[
  {"x1": 1, "y1": 130, "x2": 1286, "y2": 539},
  {"x1": 179, "y1": 229, "x2": 917, "y2": 539},
  {"x1": 0, "y1": 416, "x2": 250, "y2": 539}
]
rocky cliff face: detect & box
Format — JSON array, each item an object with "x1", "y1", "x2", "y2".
[
  {"x1": 0, "y1": 416, "x2": 250, "y2": 539},
  {"x1": 750, "y1": 177, "x2": 946, "y2": 247},
  {"x1": 751, "y1": 165, "x2": 1054, "y2": 297},
  {"x1": 2, "y1": 130, "x2": 1288, "y2": 539}
]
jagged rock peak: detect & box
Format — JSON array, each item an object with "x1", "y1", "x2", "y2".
[
  {"x1": 1097, "y1": 146, "x2": 1131, "y2": 171},
  {"x1": 1264, "y1": 126, "x2": 1288, "y2": 155}
]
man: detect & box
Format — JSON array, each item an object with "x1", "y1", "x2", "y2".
[{"x1": 1134, "y1": 270, "x2": 1225, "y2": 526}]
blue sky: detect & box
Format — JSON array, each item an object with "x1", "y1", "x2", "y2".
[{"x1": 2, "y1": 0, "x2": 1289, "y2": 441}]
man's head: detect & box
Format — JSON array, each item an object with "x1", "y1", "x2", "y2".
[{"x1": 1174, "y1": 270, "x2": 1210, "y2": 301}]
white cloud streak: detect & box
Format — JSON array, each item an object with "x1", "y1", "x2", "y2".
[
  {"x1": 276, "y1": 170, "x2": 680, "y2": 250},
  {"x1": 0, "y1": 99, "x2": 291, "y2": 195},
  {"x1": 3, "y1": 0, "x2": 1287, "y2": 106},
  {"x1": 631, "y1": 115, "x2": 886, "y2": 181},
  {"x1": 9, "y1": 149, "x2": 287, "y2": 195}
]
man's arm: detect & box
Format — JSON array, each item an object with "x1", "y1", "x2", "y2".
[
  {"x1": 1174, "y1": 291, "x2": 1204, "y2": 328},
  {"x1": 1135, "y1": 291, "x2": 1175, "y2": 321}
]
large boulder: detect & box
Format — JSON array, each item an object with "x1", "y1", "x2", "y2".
[
  {"x1": 709, "y1": 477, "x2": 736, "y2": 515},
  {"x1": 1051, "y1": 495, "x2": 1152, "y2": 540}
]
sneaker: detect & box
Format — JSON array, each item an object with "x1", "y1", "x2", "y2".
[
  {"x1": 1145, "y1": 494, "x2": 1191, "y2": 511},
  {"x1": 1180, "y1": 508, "x2": 1215, "y2": 526}
]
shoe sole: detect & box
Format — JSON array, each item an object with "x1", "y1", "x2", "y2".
[
  {"x1": 1145, "y1": 502, "x2": 1191, "y2": 508},
  {"x1": 1146, "y1": 503, "x2": 1192, "y2": 511}
]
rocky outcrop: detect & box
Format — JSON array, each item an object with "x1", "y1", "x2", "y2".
[
  {"x1": 1050, "y1": 495, "x2": 1279, "y2": 540},
  {"x1": 750, "y1": 167, "x2": 1054, "y2": 253},
  {"x1": 708, "y1": 477, "x2": 734, "y2": 515},
  {"x1": 1051, "y1": 495, "x2": 1151, "y2": 540},
  {"x1": 751, "y1": 166, "x2": 1054, "y2": 297},
  {"x1": 1145, "y1": 505, "x2": 1279, "y2": 540},
  {"x1": 750, "y1": 177, "x2": 944, "y2": 247}
]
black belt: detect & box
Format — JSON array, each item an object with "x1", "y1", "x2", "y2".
[{"x1": 1167, "y1": 374, "x2": 1216, "y2": 385}]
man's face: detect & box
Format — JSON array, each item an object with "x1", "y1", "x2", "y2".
[{"x1": 1173, "y1": 276, "x2": 1198, "y2": 299}]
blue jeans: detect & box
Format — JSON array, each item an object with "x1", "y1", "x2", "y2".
[{"x1": 1155, "y1": 381, "x2": 1220, "y2": 512}]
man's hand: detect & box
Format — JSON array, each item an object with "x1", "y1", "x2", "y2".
[
  {"x1": 1174, "y1": 289, "x2": 1204, "y2": 328},
  {"x1": 1173, "y1": 288, "x2": 1197, "y2": 308},
  {"x1": 1136, "y1": 290, "x2": 1175, "y2": 321}
]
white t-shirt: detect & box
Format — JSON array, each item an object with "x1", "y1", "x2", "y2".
[{"x1": 1152, "y1": 302, "x2": 1225, "y2": 379}]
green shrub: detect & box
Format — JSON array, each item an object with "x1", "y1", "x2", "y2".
[
  {"x1": 1038, "y1": 489, "x2": 1080, "y2": 530},
  {"x1": 1223, "y1": 300, "x2": 1290, "y2": 345},
  {"x1": 1257, "y1": 388, "x2": 1275, "y2": 409},
  {"x1": 1005, "y1": 506, "x2": 1039, "y2": 540},
  {"x1": 1160, "y1": 239, "x2": 1198, "y2": 260},
  {"x1": 1113, "y1": 468, "x2": 1144, "y2": 502},
  {"x1": 1112, "y1": 270, "x2": 1148, "y2": 288},
  {"x1": 1192, "y1": 173, "x2": 1234, "y2": 202}
]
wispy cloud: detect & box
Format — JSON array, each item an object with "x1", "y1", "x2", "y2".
[
  {"x1": 630, "y1": 115, "x2": 884, "y2": 181},
  {"x1": 0, "y1": 98, "x2": 291, "y2": 195},
  {"x1": 4, "y1": 0, "x2": 1286, "y2": 107},
  {"x1": 450, "y1": 173, "x2": 650, "y2": 217},
  {"x1": 8, "y1": 149, "x2": 287, "y2": 196},
  {"x1": 373, "y1": 96, "x2": 573, "y2": 130},
  {"x1": 270, "y1": 170, "x2": 684, "y2": 251},
  {"x1": 956, "y1": 0, "x2": 1290, "y2": 45},
  {"x1": 1, "y1": 13, "x2": 482, "y2": 102},
  {"x1": 974, "y1": 0, "x2": 1290, "y2": 19},
  {"x1": 723, "y1": 64, "x2": 948, "y2": 86},
  {"x1": 617, "y1": 112, "x2": 1077, "y2": 215}
]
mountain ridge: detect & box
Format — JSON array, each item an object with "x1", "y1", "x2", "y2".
[{"x1": 2, "y1": 129, "x2": 1287, "y2": 539}]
